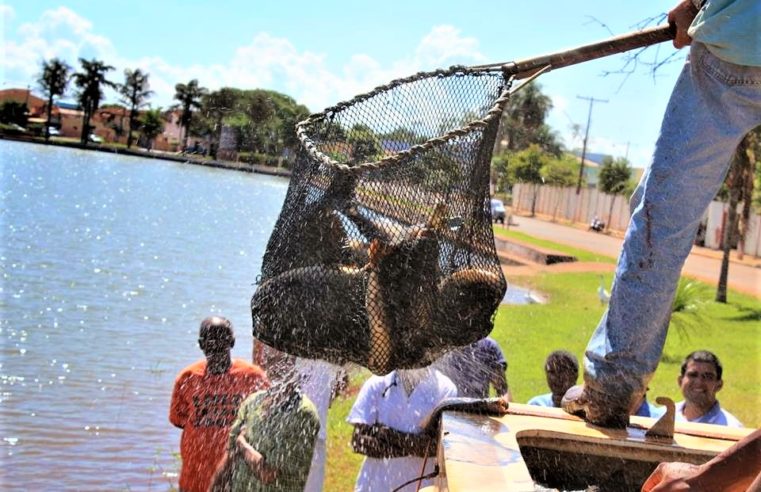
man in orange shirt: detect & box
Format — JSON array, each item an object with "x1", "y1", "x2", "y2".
[{"x1": 170, "y1": 316, "x2": 269, "y2": 492}]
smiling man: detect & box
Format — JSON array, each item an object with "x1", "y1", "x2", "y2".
[{"x1": 675, "y1": 350, "x2": 743, "y2": 428}]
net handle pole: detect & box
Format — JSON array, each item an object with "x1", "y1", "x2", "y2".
[{"x1": 475, "y1": 24, "x2": 675, "y2": 78}]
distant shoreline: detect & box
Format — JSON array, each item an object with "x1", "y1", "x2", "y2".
[{"x1": 0, "y1": 134, "x2": 293, "y2": 178}]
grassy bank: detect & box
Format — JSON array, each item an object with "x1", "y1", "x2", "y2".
[
  {"x1": 323, "y1": 268, "x2": 760, "y2": 490},
  {"x1": 493, "y1": 226, "x2": 617, "y2": 264}
]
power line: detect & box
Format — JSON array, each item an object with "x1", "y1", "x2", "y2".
[{"x1": 576, "y1": 95, "x2": 608, "y2": 195}]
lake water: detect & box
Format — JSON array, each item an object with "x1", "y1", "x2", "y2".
[
  {"x1": 0, "y1": 141, "x2": 289, "y2": 490},
  {"x1": 0, "y1": 140, "x2": 538, "y2": 490}
]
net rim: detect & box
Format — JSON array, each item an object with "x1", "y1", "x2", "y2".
[{"x1": 295, "y1": 65, "x2": 513, "y2": 174}]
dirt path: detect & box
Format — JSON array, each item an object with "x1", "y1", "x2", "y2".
[{"x1": 499, "y1": 215, "x2": 760, "y2": 298}]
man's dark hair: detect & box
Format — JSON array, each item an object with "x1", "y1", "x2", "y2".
[
  {"x1": 545, "y1": 350, "x2": 579, "y2": 375},
  {"x1": 681, "y1": 350, "x2": 723, "y2": 380}
]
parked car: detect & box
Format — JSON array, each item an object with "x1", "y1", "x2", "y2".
[
  {"x1": 46, "y1": 127, "x2": 60, "y2": 136},
  {"x1": 490, "y1": 198, "x2": 506, "y2": 224},
  {"x1": 88, "y1": 133, "x2": 103, "y2": 143}
]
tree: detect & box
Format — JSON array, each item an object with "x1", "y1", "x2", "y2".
[
  {"x1": 199, "y1": 87, "x2": 239, "y2": 158},
  {"x1": 670, "y1": 278, "x2": 709, "y2": 340},
  {"x1": 542, "y1": 154, "x2": 580, "y2": 220},
  {"x1": 139, "y1": 108, "x2": 165, "y2": 150},
  {"x1": 598, "y1": 156, "x2": 633, "y2": 231},
  {"x1": 511, "y1": 145, "x2": 549, "y2": 216},
  {"x1": 491, "y1": 153, "x2": 513, "y2": 194},
  {"x1": 542, "y1": 154, "x2": 578, "y2": 187},
  {"x1": 119, "y1": 68, "x2": 152, "y2": 148},
  {"x1": 347, "y1": 124, "x2": 381, "y2": 163},
  {"x1": 242, "y1": 90, "x2": 276, "y2": 154},
  {"x1": 38, "y1": 58, "x2": 71, "y2": 142},
  {"x1": 195, "y1": 88, "x2": 310, "y2": 165},
  {"x1": 736, "y1": 128, "x2": 760, "y2": 259},
  {"x1": 496, "y1": 82, "x2": 563, "y2": 156},
  {"x1": 716, "y1": 129, "x2": 758, "y2": 303},
  {"x1": 0, "y1": 101, "x2": 28, "y2": 126},
  {"x1": 174, "y1": 79, "x2": 207, "y2": 150},
  {"x1": 73, "y1": 58, "x2": 116, "y2": 145},
  {"x1": 274, "y1": 97, "x2": 310, "y2": 164}
]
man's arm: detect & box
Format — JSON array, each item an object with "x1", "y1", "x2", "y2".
[
  {"x1": 351, "y1": 423, "x2": 434, "y2": 459},
  {"x1": 490, "y1": 363, "x2": 509, "y2": 399},
  {"x1": 169, "y1": 375, "x2": 188, "y2": 429},
  {"x1": 641, "y1": 429, "x2": 761, "y2": 492},
  {"x1": 235, "y1": 429, "x2": 278, "y2": 484}
]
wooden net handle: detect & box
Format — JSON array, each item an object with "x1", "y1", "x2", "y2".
[{"x1": 489, "y1": 24, "x2": 676, "y2": 79}]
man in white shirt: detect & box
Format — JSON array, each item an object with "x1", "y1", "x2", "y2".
[
  {"x1": 348, "y1": 366, "x2": 457, "y2": 492},
  {"x1": 297, "y1": 358, "x2": 343, "y2": 492}
]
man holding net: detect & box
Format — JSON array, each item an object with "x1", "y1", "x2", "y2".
[{"x1": 563, "y1": 0, "x2": 761, "y2": 427}]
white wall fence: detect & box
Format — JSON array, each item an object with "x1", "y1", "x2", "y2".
[{"x1": 511, "y1": 183, "x2": 761, "y2": 257}]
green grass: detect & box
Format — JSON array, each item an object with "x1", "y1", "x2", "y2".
[
  {"x1": 493, "y1": 226, "x2": 617, "y2": 264},
  {"x1": 325, "y1": 388, "x2": 365, "y2": 491},
  {"x1": 491, "y1": 271, "x2": 761, "y2": 428},
  {"x1": 323, "y1": 240, "x2": 760, "y2": 488}
]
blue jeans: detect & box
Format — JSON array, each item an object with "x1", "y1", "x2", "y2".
[{"x1": 584, "y1": 43, "x2": 761, "y2": 404}]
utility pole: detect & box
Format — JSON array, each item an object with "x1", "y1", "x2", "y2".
[{"x1": 575, "y1": 95, "x2": 608, "y2": 194}]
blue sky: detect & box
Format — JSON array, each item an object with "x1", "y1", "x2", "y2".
[{"x1": 3, "y1": 1, "x2": 685, "y2": 167}]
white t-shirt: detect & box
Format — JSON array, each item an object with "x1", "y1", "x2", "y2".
[
  {"x1": 298, "y1": 358, "x2": 339, "y2": 440},
  {"x1": 348, "y1": 369, "x2": 457, "y2": 492}
]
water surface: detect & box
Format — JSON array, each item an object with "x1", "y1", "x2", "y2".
[{"x1": 0, "y1": 141, "x2": 288, "y2": 490}]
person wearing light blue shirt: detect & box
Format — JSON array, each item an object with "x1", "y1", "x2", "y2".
[
  {"x1": 633, "y1": 395, "x2": 667, "y2": 419},
  {"x1": 563, "y1": 0, "x2": 761, "y2": 428},
  {"x1": 528, "y1": 393, "x2": 555, "y2": 407},
  {"x1": 674, "y1": 350, "x2": 743, "y2": 428},
  {"x1": 528, "y1": 350, "x2": 578, "y2": 408}
]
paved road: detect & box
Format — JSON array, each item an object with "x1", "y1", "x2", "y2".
[{"x1": 506, "y1": 215, "x2": 760, "y2": 298}]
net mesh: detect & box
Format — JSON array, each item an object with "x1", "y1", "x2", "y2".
[{"x1": 252, "y1": 66, "x2": 512, "y2": 375}]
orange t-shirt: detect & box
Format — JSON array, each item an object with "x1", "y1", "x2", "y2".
[{"x1": 169, "y1": 358, "x2": 269, "y2": 492}]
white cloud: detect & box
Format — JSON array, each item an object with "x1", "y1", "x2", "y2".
[
  {"x1": 414, "y1": 25, "x2": 487, "y2": 68},
  {"x1": 2, "y1": 8, "x2": 487, "y2": 115},
  {"x1": 3, "y1": 7, "x2": 117, "y2": 92}
]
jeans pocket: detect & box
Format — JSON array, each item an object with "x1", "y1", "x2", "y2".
[{"x1": 698, "y1": 44, "x2": 761, "y2": 86}]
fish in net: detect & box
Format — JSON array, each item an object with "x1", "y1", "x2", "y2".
[
  {"x1": 251, "y1": 24, "x2": 676, "y2": 375},
  {"x1": 251, "y1": 66, "x2": 510, "y2": 375}
]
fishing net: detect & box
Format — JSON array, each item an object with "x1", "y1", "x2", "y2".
[{"x1": 251, "y1": 66, "x2": 514, "y2": 375}]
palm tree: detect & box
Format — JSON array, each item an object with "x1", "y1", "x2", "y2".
[
  {"x1": 119, "y1": 68, "x2": 153, "y2": 148},
  {"x1": 716, "y1": 130, "x2": 758, "y2": 302},
  {"x1": 139, "y1": 108, "x2": 165, "y2": 150},
  {"x1": 174, "y1": 79, "x2": 207, "y2": 150},
  {"x1": 496, "y1": 82, "x2": 561, "y2": 156},
  {"x1": 73, "y1": 58, "x2": 116, "y2": 145},
  {"x1": 670, "y1": 278, "x2": 708, "y2": 340},
  {"x1": 38, "y1": 58, "x2": 71, "y2": 142}
]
